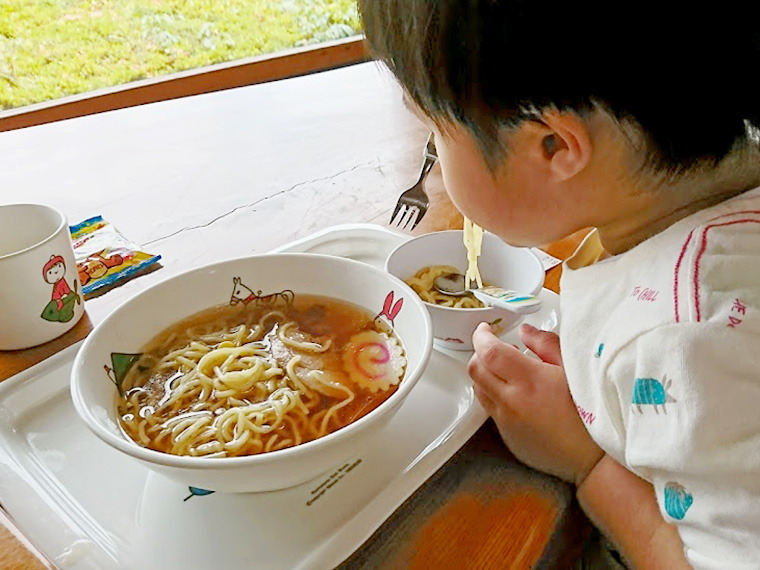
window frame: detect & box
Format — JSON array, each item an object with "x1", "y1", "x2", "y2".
[{"x1": 0, "y1": 36, "x2": 368, "y2": 132}]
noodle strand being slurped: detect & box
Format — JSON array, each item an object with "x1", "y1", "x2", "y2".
[
  {"x1": 463, "y1": 216, "x2": 484, "y2": 290},
  {"x1": 117, "y1": 295, "x2": 407, "y2": 458}
]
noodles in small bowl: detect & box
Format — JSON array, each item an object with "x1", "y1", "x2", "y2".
[
  {"x1": 386, "y1": 230, "x2": 544, "y2": 351},
  {"x1": 405, "y1": 264, "x2": 487, "y2": 309},
  {"x1": 71, "y1": 253, "x2": 432, "y2": 493}
]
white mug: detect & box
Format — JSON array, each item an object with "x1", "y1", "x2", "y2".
[{"x1": 0, "y1": 204, "x2": 85, "y2": 350}]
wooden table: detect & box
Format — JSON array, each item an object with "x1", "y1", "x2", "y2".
[{"x1": 0, "y1": 62, "x2": 589, "y2": 570}]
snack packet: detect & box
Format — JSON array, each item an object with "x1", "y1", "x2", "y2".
[{"x1": 70, "y1": 216, "x2": 161, "y2": 297}]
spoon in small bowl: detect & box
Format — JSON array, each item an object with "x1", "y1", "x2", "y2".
[{"x1": 433, "y1": 272, "x2": 543, "y2": 315}]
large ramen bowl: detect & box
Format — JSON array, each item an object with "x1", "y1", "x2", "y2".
[
  {"x1": 386, "y1": 230, "x2": 544, "y2": 351},
  {"x1": 71, "y1": 253, "x2": 432, "y2": 493}
]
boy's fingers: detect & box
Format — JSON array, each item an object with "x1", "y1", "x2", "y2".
[
  {"x1": 472, "y1": 382, "x2": 496, "y2": 416},
  {"x1": 472, "y1": 322, "x2": 538, "y2": 380},
  {"x1": 468, "y1": 353, "x2": 516, "y2": 403},
  {"x1": 519, "y1": 323, "x2": 563, "y2": 366}
]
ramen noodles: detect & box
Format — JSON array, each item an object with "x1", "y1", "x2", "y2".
[
  {"x1": 405, "y1": 265, "x2": 487, "y2": 308},
  {"x1": 405, "y1": 218, "x2": 488, "y2": 309},
  {"x1": 117, "y1": 295, "x2": 406, "y2": 458},
  {"x1": 463, "y1": 217, "x2": 484, "y2": 289}
]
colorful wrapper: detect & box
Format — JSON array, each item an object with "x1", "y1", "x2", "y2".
[{"x1": 70, "y1": 216, "x2": 161, "y2": 296}]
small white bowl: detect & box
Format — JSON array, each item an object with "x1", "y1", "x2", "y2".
[
  {"x1": 385, "y1": 231, "x2": 544, "y2": 351},
  {"x1": 71, "y1": 253, "x2": 432, "y2": 493}
]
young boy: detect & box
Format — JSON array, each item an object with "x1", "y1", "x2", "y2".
[{"x1": 359, "y1": 2, "x2": 760, "y2": 568}]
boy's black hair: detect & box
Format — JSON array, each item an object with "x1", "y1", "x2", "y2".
[{"x1": 359, "y1": 1, "x2": 760, "y2": 175}]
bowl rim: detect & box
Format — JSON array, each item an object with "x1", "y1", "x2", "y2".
[
  {"x1": 70, "y1": 252, "x2": 433, "y2": 470},
  {"x1": 384, "y1": 230, "x2": 545, "y2": 313}
]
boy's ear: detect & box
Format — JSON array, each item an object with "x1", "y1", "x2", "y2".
[{"x1": 534, "y1": 110, "x2": 592, "y2": 182}]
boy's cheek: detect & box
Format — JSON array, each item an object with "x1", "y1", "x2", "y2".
[{"x1": 438, "y1": 156, "x2": 498, "y2": 224}]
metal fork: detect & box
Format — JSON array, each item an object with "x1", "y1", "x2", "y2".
[{"x1": 389, "y1": 133, "x2": 437, "y2": 231}]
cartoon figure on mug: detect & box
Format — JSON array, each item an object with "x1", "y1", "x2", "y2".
[{"x1": 41, "y1": 254, "x2": 81, "y2": 323}]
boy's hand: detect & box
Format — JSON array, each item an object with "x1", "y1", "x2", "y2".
[{"x1": 468, "y1": 322, "x2": 604, "y2": 485}]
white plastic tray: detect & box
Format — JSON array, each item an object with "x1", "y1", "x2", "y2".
[{"x1": 0, "y1": 224, "x2": 560, "y2": 570}]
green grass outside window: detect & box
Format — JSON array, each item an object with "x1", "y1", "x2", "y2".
[{"x1": 0, "y1": 0, "x2": 360, "y2": 110}]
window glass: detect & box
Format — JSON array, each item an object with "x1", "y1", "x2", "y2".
[{"x1": 0, "y1": 0, "x2": 360, "y2": 110}]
